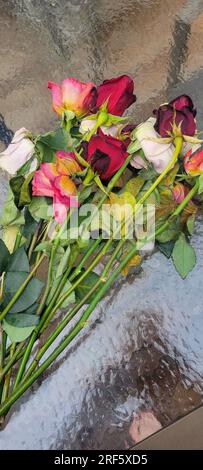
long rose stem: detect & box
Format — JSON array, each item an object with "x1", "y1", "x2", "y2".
[
  {"x1": 0, "y1": 180, "x2": 198, "y2": 418},
  {"x1": 23, "y1": 177, "x2": 197, "y2": 381},
  {"x1": 23, "y1": 240, "x2": 125, "y2": 380},
  {"x1": 11, "y1": 155, "x2": 133, "y2": 389},
  {"x1": 10, "y1": 138, "x2": 183, "y2": 389}
]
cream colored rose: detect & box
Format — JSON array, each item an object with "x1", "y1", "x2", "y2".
[
  {"x1": 132, "y1": 118, "x2": 175, "y2": 174},
  {"x1": 0, "y1": 128, "x2": 35, "y2": 176}
]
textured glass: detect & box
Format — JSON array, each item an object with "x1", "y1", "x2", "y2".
[{"x1": 0, "y1": 0, "x2": 203, "y2": 450}]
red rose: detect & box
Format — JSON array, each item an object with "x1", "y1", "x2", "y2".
[
  {"x1": 96, "y1": 75, "x2": 136, "y2": 116},
  {"x1": 87, "y1": 132, "x2": 128, "y2": 180},
  {"x1": 153, "y1": 95, "x2": 196, "y2": 137}
]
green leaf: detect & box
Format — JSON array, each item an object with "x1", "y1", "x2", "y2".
[
  {"x1": 2, "y1": 226, "x2": 23, "y2": 254},
  {"x1": 157, "y1": 240, "x2": 175, "y2": 258},
  {"x1": 0, "y1": 188, "x2": 25, "y2": 227},
  {"x1": 124, "y1": 176, "x2": 145, "y2": 197},
  {"x1": 29, "y1": 196, "x2": 53, "y2": 221},
  {"x1": 198, "y1": 174, "x2": 203, "y2": 194},
  {"x1": 10, "y1": 175, "x2": 25, "y2": 206},
  {"x1": 75, "y1": 270, "x2": 100, "y2": 304},
  {"x1": 3, "y1": 272, "x2": 44, "y2": 313},
  {"x1": 139, "y1": 166, "x2": 158, "y2": 181},
  {"x1": 17, "y1": 156, "x2": 36, "y2": 176},
  {"x1": 22, "y1": 209, "x2": 38, "y2": 237},
  {"x1": 0, "y1": 239, "x2": 10, "y2": 275},
  {"x1": 5, "y1": 313, "x2": 39, "y2": 328},
  {"x1": 3, "y1": 319, "x2": 37, "y2": 343},
  {"x1": 187, "y1": 214, "x2": 196, "y2": 235},
  {"x1": 172, "y1": 233, "x2": 196, "y2": 278},
  {"x1": 19, "y1": 172, "x2": 34, "y2": 207},
  {"x1": 35, "y1": 141, "x2": 56, "y2": 163},
  {"x1": 19, "y1": 303, "x2": 39, "y2": 315},
  {"x1": 38, "y1": 128, "x2": 71, "y2": 151},
  {"x1": 34, "y1": 241, "x2": 51, "y2": 253},
  {"x1": 156, "y1": 219, "x2": 180, "y2": 243},
  {"x1": 94, "y1": 175, "x2": 108, "y2": 195},
  {"x1": 36, "y1": 128, "x2": 73, "y2": 163},
  {"x1": 7, "y1": 247, "x2": 29, "y2": 273}
]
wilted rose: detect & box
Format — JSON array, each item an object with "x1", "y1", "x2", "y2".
[
  {"x1": 0, "y1": 128, "x2": 35, "y2": 176},
  {"x1": 86, "y1": 132, "x2": 128, "y2": 180},
  {"x1": 153, "y1": 95, "x2": 196, "y2": 137},
  {"x1": 173, "y1": 182, "x2": 188, "y2": 203}
]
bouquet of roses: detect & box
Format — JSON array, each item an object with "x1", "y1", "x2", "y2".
[{"x1": 0, "y1": 75, "x2": 202, "y2": 423}]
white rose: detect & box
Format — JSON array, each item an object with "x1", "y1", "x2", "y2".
[
  {"x1": 133, "y1": 118, "x2": 175, "y2": 174},
  {"x1": 0, "y1": 127, "x2": 35, "y2": 176}
]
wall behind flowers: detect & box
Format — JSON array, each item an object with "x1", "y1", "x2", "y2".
[{"x1": 0, "y1": 0, "x2": 203, "y2": 449}]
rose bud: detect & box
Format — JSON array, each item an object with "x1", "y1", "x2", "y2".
[
  {"x1": 184, "y1": 147, "x2": 203, "y2": 176},
  {"x1": 48, "y1": 77, "x2": 97, "y2": 117},
  {"x1": 96, "y1": 75, "x2": 136, "y2": 116},
  {"x1": 87, "y1": 132, "x2": 128, "y2": 180},
  {"x1": 0, "y1": 128, "x2": 35, "y2": 176},
  {"x1": 173, "y1": 182, "x2": 188, "y2": 203},
  {"x1": 153, "y1": 95, "x2": 196, "y2": 137},
  {"x1": 133, "y1": 118, "x2": 175, "y2": 174}
]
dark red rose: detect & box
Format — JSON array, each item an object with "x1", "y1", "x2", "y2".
[
  {"x1": 153, "y1": 95, "x2": 196, "y2": 137},
  {"x1": 96, "y1": 75, "x2": 136, "y2": 116},
  {"x1": 87, "y1": 132, "x2": 128, "y2": 180}
]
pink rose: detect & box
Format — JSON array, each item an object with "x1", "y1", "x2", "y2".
[
  {"x1": 32, "y1": 152, "x2": 80, "y2": 224},
  {"x1": 48, "y1": 77, "x2": 97, "y2": 117}
]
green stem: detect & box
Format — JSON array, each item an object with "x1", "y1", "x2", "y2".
[
  {"x1": 23, "y1": 239, "x2": 125, "y2": 380},
  {"x1": 34, "y1": 220, "x2": 52, "y2": 267},
  {"x1": 69, "y1": 237, "x2": 102, "y2": 282},
  {"x1": 0, "y1": 329, "x2": 7, "y2": 402},
  {"x1": 11, "y1": 156, "x2": 133, "y2": 387},
  {"x1": 40, "y1": 238, "x2": 103, "y2": 334},
  {"x1": 5, "y1": 138, "x2": 182, "y2": 388},
  {"x1": 8, "y1": 138, "x2": 182, "y2": 391},
  {"x1": 0, "y1": 342, "x2": 25, "y2": 383},
  {"x1": 15, "y1": 136, "x2": 183, "y2": 374},
  {"x1": 28, "y1": 222, "x2": 43, "y2": 262},
  {"x1": 1, "y1": 344, "x2": 15, "y2": 404},
  {"x1": 13, "y1": 232, "x2": 22, "y2": 251}
]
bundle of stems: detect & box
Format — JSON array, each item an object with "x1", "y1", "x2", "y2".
[{"x1": 0, "y1": 136, "x2": 198, "y2": 420}]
